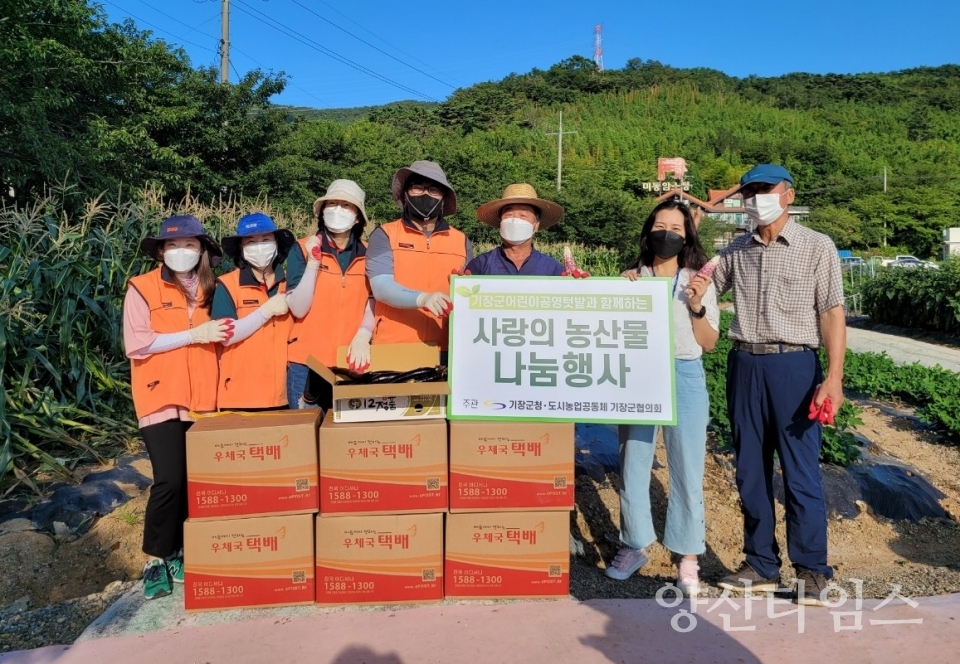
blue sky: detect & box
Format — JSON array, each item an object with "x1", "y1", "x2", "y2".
[{"x1": 98, "y1": 0, "x2": 960, "y2": 109}]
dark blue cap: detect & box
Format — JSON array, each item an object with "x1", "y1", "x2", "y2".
[
  {"x1": 222, "y1": 212, "x2": 296, "y2": 261},
  {"x1": 739, "y1": 164, "x2": 794, "y2": 187},
  {"x1": 140, "y1": 215, "x2": 222, "y2": 265}
]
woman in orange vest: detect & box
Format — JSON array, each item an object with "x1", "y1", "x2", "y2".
[
  {"x1": 286, "y1": 179, "x2": 374, "y2": 408},
  {"x1": 122, "y1": 215, "x2": 229, "y2": 600},
  {"x1": 365, "y1": 161, "x2": 472, "y2": 354},
  {"x1": 212, "y1": 212, "x2": 295, "y2": 410}
]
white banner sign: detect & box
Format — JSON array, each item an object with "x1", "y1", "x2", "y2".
[{"x1": 448, "y1": 276, "x2": 677, "y2": 424}]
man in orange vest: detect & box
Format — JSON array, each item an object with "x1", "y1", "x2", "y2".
[{"x1": 366, "y1": 161, "x2": 472, "y2": 352}]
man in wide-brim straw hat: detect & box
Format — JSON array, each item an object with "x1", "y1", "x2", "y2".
[
  {"x1": 466, "y1": 183, "x2": 568, "y2": 276},
  {"x1": 365, "y1": 160, "x2": 473, "y2": 352}
]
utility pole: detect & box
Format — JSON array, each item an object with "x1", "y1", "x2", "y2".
[
  {"x1": 220, "y1": 0, "x2": 230, "y2": 84},
  {"x1": 545, "y1": 111, "x2": 577, "y2": 192},
  {"x1": 883, "y1": 166, "x2": 888, "y2": 247}
]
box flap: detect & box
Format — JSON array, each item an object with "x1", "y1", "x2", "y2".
[
  {"x1": 307, "y1": 346, "x2": 449, "y2": 400},
  {"x1": 334, "y1": 343, "x2": 440, "y2": 372},
  {"x1": 188, "y1": 409, "x2": 320, "y2": 432}
]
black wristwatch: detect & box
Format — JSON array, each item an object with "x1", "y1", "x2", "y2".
[{"x1": 688, "y1": 304, "x2": 707, "y2": 319}]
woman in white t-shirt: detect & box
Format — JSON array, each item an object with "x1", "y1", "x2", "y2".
[{"x1": 605, "y1": 199, "x2": 720, "y2": 597}]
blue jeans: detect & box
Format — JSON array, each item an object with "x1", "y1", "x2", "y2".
[
  {"x1": 618, "y1": 358, "x2": 709, "y2": 555},
  {"x1": 286, "y1": 362, "x2": 318, "y2": 410}
]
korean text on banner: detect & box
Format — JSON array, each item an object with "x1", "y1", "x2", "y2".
[{"x1": 448, "y1": 276, "x2": 676, "y2": 425}]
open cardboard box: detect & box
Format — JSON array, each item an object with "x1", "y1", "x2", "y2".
[{"x1": 306, "y1": 343, "x2": 448, "y2": 424}]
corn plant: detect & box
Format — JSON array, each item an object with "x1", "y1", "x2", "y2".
[{"x1": 0, "y1": 187, "x2": 306, "y2": 495}]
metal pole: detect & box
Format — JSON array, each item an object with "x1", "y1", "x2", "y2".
[
  {"x1": 557, "y1": 111, "x2": 563, "y2": 192},
  {"x1": 220, "y1": 0, "x2": 230, "y2": 84}
]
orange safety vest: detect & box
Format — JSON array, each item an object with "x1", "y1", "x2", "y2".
[
  {"x1": 287, "y1": 236, "x2": 371, "y2": 367},
  {"x1": 127, "y1": 267, "x2": 219, "y2": 420},
  {"x1": 216, "y1": 268, "x2": 293, "y2": 409},
  {"x1": 373, "y1": 219, "x2": 467, "y2": 349}
]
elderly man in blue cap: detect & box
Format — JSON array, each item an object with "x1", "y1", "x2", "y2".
[{"x1": 688, "y1": 164, "x2": 846, "y2": 606}]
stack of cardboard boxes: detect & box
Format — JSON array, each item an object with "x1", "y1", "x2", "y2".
[
  {"x1": 182, "y1": 410, "x2": 321, "y2": 612},
  {"x1": 445, "y1": 421, "x2": 574, "y2": 599},
  {"x1": 180, "y1": 343, "x2": 573, "y2": 610}
]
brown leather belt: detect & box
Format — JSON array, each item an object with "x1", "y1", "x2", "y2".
[{"x1": 734, "y1": 341, "x2": 810, "y2": 355}]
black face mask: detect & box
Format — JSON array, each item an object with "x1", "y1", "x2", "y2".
[
  {"x1": 405, "y1": 193, "x2": 443, "y2": 221},
  {"x1": 648, "y1": 230, "x2": 685, "y2": 259}
]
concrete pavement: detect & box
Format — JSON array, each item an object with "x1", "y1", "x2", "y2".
[
  {"x1": 3, "y1": 591, "x2": 959, "y2": 663},
  {"x1": 846, "y1": 326, "x2": 960, "y2": 373}
]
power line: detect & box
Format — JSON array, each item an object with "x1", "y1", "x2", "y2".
[
  {"x1": 231, "y1": 44, "x2": 328, "y2": 105},
  {"x1": 131, "y1": 0, "x2": 220, "y2": 41},
  {"x1": 289, "y1": 0, "x2": 455, "y2": 89},
  {"x1": 231, "y1": 0, "x2": 438, "y2": 101},
  {"x1": 102, "y1": 1, "x2": 219, "y2": 54}
]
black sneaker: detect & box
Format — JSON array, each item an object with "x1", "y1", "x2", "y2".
[
  {"x1": 795, "y1": 569, "x2": 830, "y2": 607},
  {"x1": 717, "y1": 561, "x2": 779, "y2": 593}
]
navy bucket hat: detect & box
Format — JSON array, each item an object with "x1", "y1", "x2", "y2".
[
  {"x1": 140, "y1": 215, "x2": 222, "y2": 266},
  {"x1": 221, "y1": 212, "x2": 296, "y2": 263}
]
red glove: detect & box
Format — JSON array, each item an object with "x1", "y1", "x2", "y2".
[
  {"x1": 808, "y1": 394, "x2": 834, "y2": 425},
  {"x1": 449, "y1": 268, "x2": 472, "y2": 283},
  {"x1": 217, "y1": 318, "x2": 236, "y2": 342},
  {"x1": 311, "y1": 246, "x2": 322, "y2": 261},
  {"x1": 560, "y1": 269, "x2": 591, "y2": 278}
]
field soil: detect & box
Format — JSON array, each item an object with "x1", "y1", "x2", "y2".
[{"x1": 2, "y1": 401, "x2": 960, "y2": 652}]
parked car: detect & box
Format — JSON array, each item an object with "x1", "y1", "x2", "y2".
[
  {"x1": 880, "y1": 254, "x2": 921, "y2": 267},
  {"x1": 839, "y1": 256, "x2": 866, "y2": 268},
  {"x1": 887, "y1": 257, "x2": 939, "y2": 270}
]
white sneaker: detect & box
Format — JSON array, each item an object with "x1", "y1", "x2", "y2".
[
  {"x1": 605, "y1": 546, "x2": 649, "y2": 581},
  {"x1": 677, "y1": 558, "x2": 701, "y2": 597}
]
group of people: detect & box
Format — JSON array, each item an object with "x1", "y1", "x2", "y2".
[{"x1": 123, "y1": 160, "x2": 845, "y2": 608}]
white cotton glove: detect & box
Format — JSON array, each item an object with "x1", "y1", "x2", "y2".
[
  {"x1": 416, "y1": 292, "x2": 453, "y2": 317},
  {"x1": 346, "y1": 329, "x2": 373, "y2": 372},
  {"x1": 190, "y1": 319, "x2": 234, "y2": 344},
  {"x1": 260, "y1": 293, "x2": 289, "y2": 319},
  {"x1": 304, "y1": 235, "x2": 322, "y2": 267}
]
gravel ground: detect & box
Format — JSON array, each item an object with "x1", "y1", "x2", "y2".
[{"x1": 0, "y1": 582, "x2": 134, "y2": 653}]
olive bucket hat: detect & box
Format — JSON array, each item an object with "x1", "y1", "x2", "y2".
[
  {"x1": 390, "y1": 160, "x2": 458, "y2": 216},
  {"x1": 140, "y1": 215, "x2": 223, "y2": 266}
]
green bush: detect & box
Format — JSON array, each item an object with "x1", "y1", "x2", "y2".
[
  {"x1": 861, "y1": 260, "x2": 960, "y2": 335},
  {"x1": 704, "y1": 312, "x2": 862, "y2": 466},
  {"x1": 843, "y1": 350, "x2": 960, "y2": 439}
]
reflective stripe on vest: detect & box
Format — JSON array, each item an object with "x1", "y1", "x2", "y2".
[
  {"x1": 287, "y1": 237, "x2": 371, "y2": 366},
  {"x1": 216, "y1": 269, "x2": 293, "y2": 409},
  {"x1": 372, "y1": 219, "x2": 466, "y2": 349},
  {"x1": 128, "y1": 268, "x2": 218, "y2": 420}
]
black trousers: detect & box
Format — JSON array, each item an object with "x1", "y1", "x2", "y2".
[{"x1": 142, "y1": 419, "x2": 192, "y2": 559}]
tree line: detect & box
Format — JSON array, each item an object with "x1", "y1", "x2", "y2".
[{"x1": 4, "y1": 1, "x2": 960, "y2": 258}]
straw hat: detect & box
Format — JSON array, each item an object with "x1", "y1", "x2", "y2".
[
  {"x1": 476, "y1": 183, "x2": 565, "y2": 228},
  {"x1": 391, "y1": 160, "x2": 457, "y2": 216},
  {"x1": 312, "y1": 179, "x2": 369, "y2": 226}
]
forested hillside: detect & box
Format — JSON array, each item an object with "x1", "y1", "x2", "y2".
[{"x1": 4, "y1": 1, "x2": 960, "y2": 257}]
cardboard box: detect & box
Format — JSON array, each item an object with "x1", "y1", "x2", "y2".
[
  {"x1": 183, "y1": 514, "x2": 315, "y2": 612},
  {"x1": 318, "y1": 413, "x2": 447, "y2": 515},
  {"x1": 186, "y1": 411, "x2": 319, "y2": 520},
  {"x1": 307, "y1": 344, "x2": 448, "y2": 423},
  {"x1": 449, "y1": 421, "x2": 574, "y2": 512},
  {"x1": 445, "y1": 511, "x2": 570, "y2": 599},
  {"x1": 315, "y1": 513, "x2": 443, "y2": 605}
]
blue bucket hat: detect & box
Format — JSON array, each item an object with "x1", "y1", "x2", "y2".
[
  {"x1": 736, "y1": 164, "x2": 795, "y2": 191},
  {"x1": 221, "y1": 212, "x2": 296, "y2": 263},
  {"x1": 140, "y1": 215, "x2": 222, "y2": 266}
]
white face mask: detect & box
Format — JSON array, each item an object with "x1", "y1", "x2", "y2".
[
  {"x1": 499, "y1": 217, "x2": 535, "y2": 244},
  {"x1": 744, "y1": 193, "x2": 785, "y2": 226},
  {"x1": 242, "y1": 240, "x2": 278, "y2": 269},
  {"x1": 163, "y1": 247, "x2": 200, "y2": 273},
  {"x1": 323, "y1": 205, "x2": 357, "y2": 233}
]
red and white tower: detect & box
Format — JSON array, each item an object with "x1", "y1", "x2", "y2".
[{"x1": 593, "y1": 24, "x2": 604, "y2": 72}]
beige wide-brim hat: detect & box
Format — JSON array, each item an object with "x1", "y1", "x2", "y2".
[
  {"x1": 391, "y1": 160, "x2": 458, "y2": 216},
  {"x1": 312, "y1": 179, "x2": 369, "y2": 225},
  {"x1": 476, "y1": 183, "x2": 565, "y2": 229}
]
